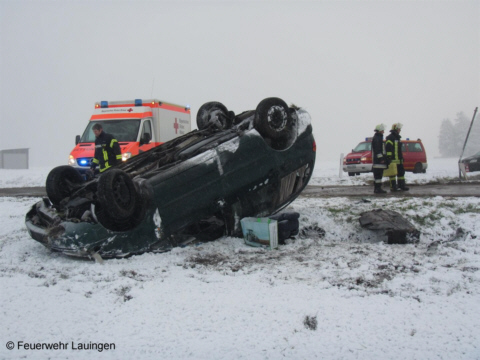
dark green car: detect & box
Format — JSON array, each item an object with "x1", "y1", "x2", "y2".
[{"x1": 25, "y1": 98, "x2": 316, "y2": 259}]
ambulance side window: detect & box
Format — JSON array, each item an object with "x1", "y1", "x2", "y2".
[{"x1": 141, "y1": 120, "x2": 152, "y2": 143}]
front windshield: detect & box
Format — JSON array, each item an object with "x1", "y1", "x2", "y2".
[
  {"x1": 353, "y1": 142, "x2": 371, "y2": 152},
  {"x1": 80, "y1": 120, "x2": 141, "y2": 142}
]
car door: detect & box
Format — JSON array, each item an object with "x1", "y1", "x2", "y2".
[
  {"x1": 138, "y1": 120, "x2": 155, "y2": 153},
  {"x1": 404, "y1": 142, "x2": 425, "y2": 171}
]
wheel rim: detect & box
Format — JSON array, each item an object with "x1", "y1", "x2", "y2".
[
  {"x1": 267, "y1": 106, "x2": 288, "y2": 132},
  {"x1": 112, "y1": 176, "x2": 132, "y2": 208}
]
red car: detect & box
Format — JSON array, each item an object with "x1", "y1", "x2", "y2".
[{"x1": 343, "y1": 138, "x2": 428, "y2": 176}]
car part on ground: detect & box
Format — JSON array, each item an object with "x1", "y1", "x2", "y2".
[
  {"x1": 26, "y1": 97, "x2": 316, "y2": 260},
  {"x1": 359, "y1": 209, "x2": 420, "y2": 244}
]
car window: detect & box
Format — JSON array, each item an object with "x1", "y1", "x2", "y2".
[
  {"x1": 80, "y1": 120, "x2": 141, "y2": 142},
  {"x1": 407, "y1": 143, "x2": 423, "y2": 152},
  {"x1": 142, "y1": 120, "x2": 152, "y2": 140}
]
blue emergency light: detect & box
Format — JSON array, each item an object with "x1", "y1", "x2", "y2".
[
  {"x1": 135, "y1": 99, "x2": 142, "y2": 106},
  {"x1": 100, "y1": 101, "x2": 108, "y2": 108},
  {"x1": 79, "y1": 159, "x2": 89, "y2": 166}
]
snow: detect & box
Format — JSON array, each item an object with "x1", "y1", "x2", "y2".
[
  {"x1": 297, "y1": 108, "x2": 312, "y2": 135},
  {"x1": 1, "y1": 157, "x2": 480, "y2": 359}
]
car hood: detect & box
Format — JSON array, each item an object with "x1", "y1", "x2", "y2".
[{"x1": 345, "y1": 150, "x2": 370, "y2": 158}]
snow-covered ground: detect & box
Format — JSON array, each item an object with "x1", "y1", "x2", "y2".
[{"x1": 1, "y1": 158, "x2": 479, "y2": 359}]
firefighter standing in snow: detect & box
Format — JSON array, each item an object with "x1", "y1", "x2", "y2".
[
  {"x1": 385, "y1": 123, "x2": 409, "y2": 191},
  {"x1": 372, "y1": 124, "x2": 388, "y2": 194},
  {"x1": 90, "y1": 123, "x2": 122, "y2": 173}
]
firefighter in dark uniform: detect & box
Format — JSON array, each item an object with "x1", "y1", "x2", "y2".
[
  {"x1": 89, "y1": 123, "x2": 122, "y2": 175},
  {"x1": 372, "y1": 123, "x2": 388, "y2": 194},
  {"x1": 386, "y1": 123, "x2": 409, "y2": 191}
]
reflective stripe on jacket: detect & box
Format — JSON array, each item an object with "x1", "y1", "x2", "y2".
[
  {"x1": 91, "y1": 131, "x2": 122, "y2": 172},
  {"x1": 385, "y1": 130, "x2": 403, "y2": 164}
]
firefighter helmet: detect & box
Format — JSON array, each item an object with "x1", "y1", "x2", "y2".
[
  {"x1": 391, "y1": 123, "x2": 403, "y2": 131},
  {"x1": 375, "y1": 123, "x2": 386, "y2": 132}
]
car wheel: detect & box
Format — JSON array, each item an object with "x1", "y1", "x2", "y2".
[
  {"x1": 196, "y1": 102, "x2": 233, "y2": 130},
  {"x1": 348, "y1": 172, "x2": 355, "y2": 177},
  {"x1": 254, "y1": 97, "x2": 296, "y2": 150},
  {"x1": 96, "y1": 169, "x2": 138, "y2": 223},
  {"x1": 95, "y1": 197, "x2": 146, "y2": 232},
  {"x1": 46, "y1": 165, "x2": 84, "y2": 206},
  {"x1": 413, "y1": 163, "x2": 423, "y2": 174}
]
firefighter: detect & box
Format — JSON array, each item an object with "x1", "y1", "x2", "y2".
[
  {"x1": 89, "y1": 123, "x2": 122, "y2": 175},
  {"x1": 372, "y1": 123, "x2": 388, "y2": 194},
  {"x1": 386, "y1": 123, "x2": 409, "y2": 191}
]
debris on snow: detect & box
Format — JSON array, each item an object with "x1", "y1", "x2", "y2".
[{"x1": 359, "y1": 209, "x2": 420, "y2": 244}]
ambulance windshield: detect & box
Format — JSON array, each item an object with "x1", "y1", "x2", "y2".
[{"x1": 80, "y1": 120, "x2": 141, "y2": 142}]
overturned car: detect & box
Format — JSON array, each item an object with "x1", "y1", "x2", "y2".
[{"x1": 25, "y1": 97, "x2": 316, "y2": 259}]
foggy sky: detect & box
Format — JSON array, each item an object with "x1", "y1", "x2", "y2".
[{"x1": 1, "y1": 0, "x2": 479, "y2": 167}]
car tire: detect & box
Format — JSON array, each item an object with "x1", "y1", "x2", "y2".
[
  {"x1": 95, "y1": 197, "x2": 146, "y2": 232},
  {"x1": 348, "y1": 172, "x2": 355, "y2": 177},
  {"x1": 46, "y1": 165, "x2": 84, "y2": 206},
  {"x1": 196, "y1": 102, "x2": 233, "y2": 130},
  {"x1": 96, "y1": 169, "x2": 138, "y2": 223},
  {"x1": 413, "y1": 163, "x2": 423, "y2": 174},
  {"x1": 254, "y1": 97, "x2": 296, "y2": 150}
]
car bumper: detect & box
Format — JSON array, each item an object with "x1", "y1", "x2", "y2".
[
  {"x1": 343, "y1": 164, "x2": 372, "y2": 173},
  {"x1": 464, "y1": 162, "x2": 480, "y2": 172}
]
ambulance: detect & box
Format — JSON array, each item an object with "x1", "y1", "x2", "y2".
[{"x1": 69, "y1": 99, "x2": 191, "y2": 173}]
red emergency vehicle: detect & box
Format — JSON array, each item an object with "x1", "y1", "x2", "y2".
[
  {"x1": 69, "y1": 99, "x2": 191, "y2": 173},
  {"x1": 343, "y1": 138, "x2": 428, "y2": 176}
]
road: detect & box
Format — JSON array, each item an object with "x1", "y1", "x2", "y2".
[
  {"x1": 1, "y1": 183, "x2": 479, "y2": 198},
  {"x1": 301, "y1": 183, "x2": 480, "y2": 198}
]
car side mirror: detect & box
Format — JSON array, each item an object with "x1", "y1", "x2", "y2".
[
  {"x1": 140, "y1": 133, "x2": 151, "y2": 145},
  {"x1": 75, "y1": 135, "x2": 80, "y2": 145}
]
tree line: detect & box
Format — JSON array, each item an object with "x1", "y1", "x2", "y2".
[{"x1": 438, "y1": 111, "x2": 480, "y2": 158}]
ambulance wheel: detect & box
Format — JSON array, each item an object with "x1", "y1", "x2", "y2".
[
  {"x1": 197, "y1": 102, "x2": 233, "y2": 130},
  {"x1": 254, "y1": 97, "x2": 296, "y2": 150},
  {"x1": 46, "y1": 165, "x2": 84, "y2": 207},
  {"x1": 96, "y1": 169, "x2": 139, "y2": 231}
]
